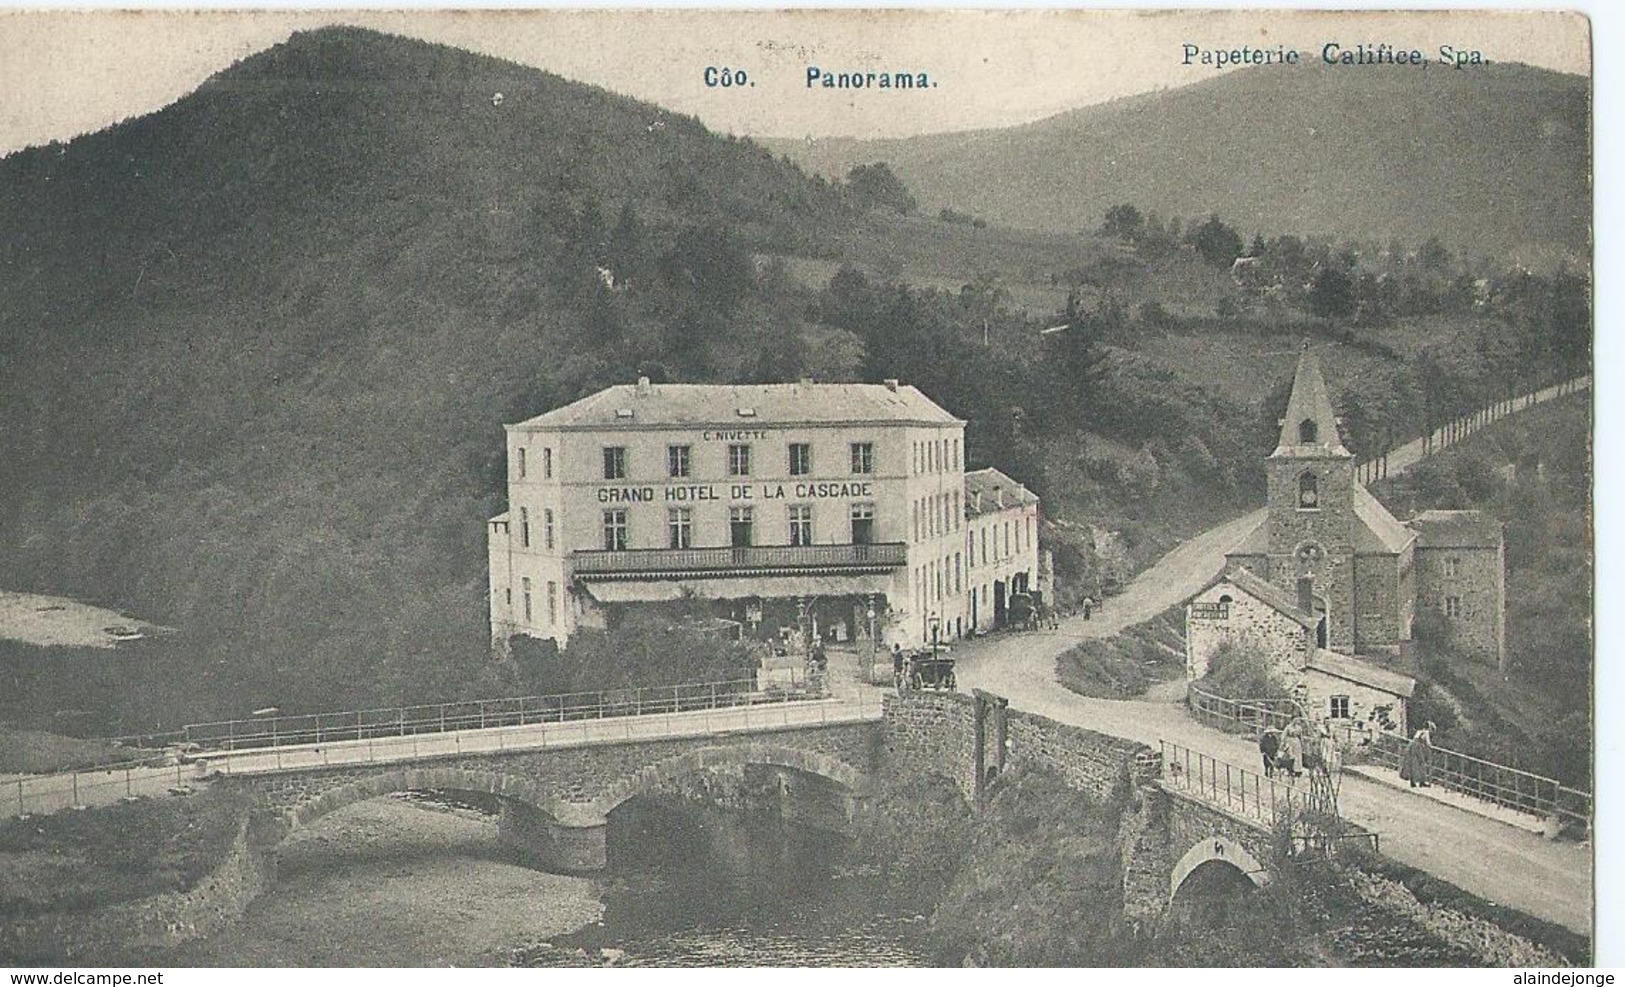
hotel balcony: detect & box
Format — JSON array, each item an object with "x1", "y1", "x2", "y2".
[{"x1": 573, "y1": 542, "x2": 907, "y2": 580}]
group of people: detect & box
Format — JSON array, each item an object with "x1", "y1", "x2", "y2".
[
  {"x1": 1257, "y1": 718, "x2": 1332, "y2": 779},
  {"x1": 1258, "y1": 717, "x2": 1436, "y2": 787}
]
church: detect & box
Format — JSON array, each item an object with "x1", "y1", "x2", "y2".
[{"x1": 1186, "y1": 346, "x2": 1507, "y2": 734}]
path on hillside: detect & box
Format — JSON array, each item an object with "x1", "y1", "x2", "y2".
[{"x1": 954, "y1": 378, "x2": 1592, "y2": 934}]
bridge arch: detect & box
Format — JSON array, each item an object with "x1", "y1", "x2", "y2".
[
  {"x1": 1168, "y1": 836, "x2": 1270, "y2": 903},
  {"x1": 268, "y1": 766, "x2": 569, "y2": 838},
  {"x1": 587, "y1": 743, "x2": 869, "y2": 818}
]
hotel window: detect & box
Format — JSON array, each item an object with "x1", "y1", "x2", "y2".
[
  {"x1": 668, "y1": 445, "x2": 691, "y2": 478},
  {"x1": 728, "y1": 443, "x2": 752, "y2": 477},
  {"x1": 981, "y1": 528, "x2": 988, "y2": 562},
  {"x1": 519, "y1": 506, "x2": 530, "y2": 548},
  {"x1": 952, "y1": 491, "x2": 960, "y2": 531},
  {"x1": 1445, "y1": 556, "x2": 1460, "y2": 578},
  {"x1": 505, "y1": 587, "x2": 511, "y2": 606},
  {"x1": 522, "y1": 577, "x2": 532, "y2": 622},
  {"x1": 789, "y1": 442, "x2": 813, "y2": 476},
  {"x1": 668, "y1": 508, "x2": 693, "y2": 549},
  {"x1": 1004, "y1": 521, "x2": 1012, "y2": 557},
  {"x1": 912, "y1": 501, "x2": 920, "y2": 543},
  {"x1": 547, "y1": 581, "x2": 558, "y2": 626},
  {"x1": 603, "y1": 509, "x2": 629, "y2": 551},
  {"x1": 789, "y1": 504, "x2": 814, "y2": 546},
  {"x1": 543, "y1": 447, "x2": 553, "y2": 478},
  {"x1": 851, "y1": 441, "x2": 874, "y2": 475},
  {"x1": 729, "y1": 506, "x2": 754, "y2": 547},
  {"x1": 850, "y1": 503, "x2": 875, "y2": 544},
  {"x1": 603, "y1": 446, "x2": 628, "y2": 480},
  {"x1": 1444, "y1": 595, "x2": 1462, "y2": 618},
  {"x1": 953, "y1": 438, "x2": 960, "y2": 471},
  {"x1": 544, "y1": 509, "x2": 555, "y2": 550},
  {"x1": 518, "y1": 446, "x2": 527, "y2": 479},
  {"x1": 954, "y1": 552, "x2": 962, "y2": 593},
  {"x1": 1330, "y1": 695, "x2": 1351, "y2": 719}
]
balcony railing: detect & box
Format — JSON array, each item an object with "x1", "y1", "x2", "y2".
[{"x1": 573, "y1": 542, "x2": 907, "y2": 577}]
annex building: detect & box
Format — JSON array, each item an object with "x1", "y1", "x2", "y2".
[
  {"x1": 488, "y1": 379, "x2": 1039, "y2": 651},
  {"x1": 1186, "y1": 346, "x2": 1507, "y2": 735}
]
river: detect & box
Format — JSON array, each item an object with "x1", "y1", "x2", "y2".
[{"x1": 167, "y1": 790, "x2": 929, "y2": 967}]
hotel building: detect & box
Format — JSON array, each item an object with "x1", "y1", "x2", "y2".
[{"x1": 487, "y1": 379, "x2": 1039, "y2": 650}]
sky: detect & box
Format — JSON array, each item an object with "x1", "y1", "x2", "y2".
[{"x1": 0, "y1": 8, "x2": 1593, "y2": 154}]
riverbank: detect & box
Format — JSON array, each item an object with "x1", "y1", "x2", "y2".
[{"x1": 159, "y1": 797, "x2": 602, "y2": 966}]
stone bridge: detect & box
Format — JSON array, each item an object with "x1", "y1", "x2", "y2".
[
  {"x1": 224, "y1": 721, "x2": 880, "y2": 872},
  {"x1": 881, "y1": 690, "x2": 1284, "y2": 919}
]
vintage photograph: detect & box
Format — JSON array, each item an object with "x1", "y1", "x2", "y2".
[{"x1": 0, "y1": 9, "x2": 1594, "y2": 968}]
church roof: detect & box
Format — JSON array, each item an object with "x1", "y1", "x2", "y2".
[
  {"x1": 964, "y1": 468, "x2": 1038, "y2": 517},
  {"x1": 1227, "y1": 515, "x2": 1269, "y2": 557},
  {"x1": 511, "y1": 380, "x2": 963, "y2": 430},
  {"x1": 1407, "y1": 510, "x2": 1503, "y2": 549},
  {"x1": 1306, "y1": 649, "x2": 1416, "y2": 698},
  {"x1": 1351, "y1": 485, "x2": 1417, "y2": 554},
  {"x1": 1196, "y1": 566, "x2": 1317, "y2": 630},
  {"x1": 1272, "y1": 345, "x2": 1352, "y2": 459}
]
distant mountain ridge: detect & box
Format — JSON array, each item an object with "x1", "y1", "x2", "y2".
[{"x1": 765, "y1": 61, "x2": 1590, "y2": 266}]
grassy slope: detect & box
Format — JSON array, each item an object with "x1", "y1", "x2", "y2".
[{"x1": 768, "y1": 61, "x2": 1590, "y2": 267}]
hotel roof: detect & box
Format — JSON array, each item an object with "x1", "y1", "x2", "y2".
[
  {"x1": 510, "y1": 380, "x2": 963, "y2": 430},
  {"x1": 964, "y1": 468, "x2": 1039, "y2": 516}
]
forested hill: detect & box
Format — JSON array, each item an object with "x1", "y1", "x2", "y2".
[
  {"x1": 767, "y1": 61, "x2": 1591, "y2": 267},
  {"x1": 0, "y1": 27, "x2": 850, "y2": 715}
]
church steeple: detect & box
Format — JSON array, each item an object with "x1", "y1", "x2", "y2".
[{"x1": 1273, "y1": 343, "x2": 1351, "y2": 458}]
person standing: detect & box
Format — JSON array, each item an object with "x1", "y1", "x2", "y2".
[
  {"x1": 1400, "y1": 723, "x2": 1435, "y2": 788},
  {"x1": 1259, "y1": 727, "x2": 1281, "y2": 778},
  {"x1": 1278, "y1": 723, "x2": 1304, "y2": 779}
]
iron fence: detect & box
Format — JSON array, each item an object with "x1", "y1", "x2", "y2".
[
  {"x1": 177, "y1": 672, "x2": 824, "y2": 752},
  {"x1": 1157, "y1": 739, "x2": 1300, "y2": 829}
]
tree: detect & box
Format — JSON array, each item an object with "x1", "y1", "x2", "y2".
[
  {"x1": 1188, "y1": 214, "x2": 1244, "y2": 268},
  {"x1": 1100, "y1": 203, "x2": 1144, "y2": 242},
  {"x1": 1308, "y1": 263, "x2": 1356, "y2": 319},
  {"x1": 844, "y1": 162, "x2": 917, "y2": 215}
]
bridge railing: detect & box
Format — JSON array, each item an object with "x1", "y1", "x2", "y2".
[
  {"x1": 176, "y1": 672, "x2": 825, "y2": 752},
  {"x1": 1187, "y1": 685, "x2": 1592, "y2": 829},
  {"x1": 1357, "y1": 731, "x2": 1591, "y2": 830},
  {"x1": 1158, "y1": 740, "x2": 1299, "y2": 830}
]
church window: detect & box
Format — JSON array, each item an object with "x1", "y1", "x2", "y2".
[
  {"x1": 1298, "y1": 418, "x2": 1318, "y2": 444},
  {"x1": 1445, "y1": 556, "x2": 1460, "y2": 577},
  {"x1": 1297, "y1": 471, "x2": 1319, "y2": 509},
  {"x1": 1218, "y1": 594, "x2": 1233, "y2": 604},
  {"x1": 1444, "y1": 595, "x2": 1462, "y2": 618}
]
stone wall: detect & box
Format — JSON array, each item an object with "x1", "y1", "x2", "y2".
[
  {"x1": 881, "y1": 692, "x2": 980, "y2": 803},
  {"x1": 1186, "y1": 580, "x2": 1313, "y2": 679},
  {"x1": 1003, "y1": 708, "x2": 1150, "y2": 802},
  {"x1": 0, "y1": 816, "x2": 271, "y2": 964},
  {"x1": 1354, "y1": 551, "x2": 1406, "y2": 652}
]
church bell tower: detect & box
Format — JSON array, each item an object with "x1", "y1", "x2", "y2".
[{"x1": 1265, "y1": 345, "x2": 1356, "y2": 651}]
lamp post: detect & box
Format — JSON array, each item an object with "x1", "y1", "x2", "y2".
[
  {"x1": 865, "y1": 596, "x2": 877, "y2": 686},
  {"x1": 928, "y1": 611, "x2": 941, "y2": 662}
]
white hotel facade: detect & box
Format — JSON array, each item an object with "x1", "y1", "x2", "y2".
[{"x1": 488, "y1": 379, "x2": 1039, "y2": 651}]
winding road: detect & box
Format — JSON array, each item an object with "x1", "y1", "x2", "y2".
[{"x1": 954, "y1": 378, "x2": 1592, "y2": 935}]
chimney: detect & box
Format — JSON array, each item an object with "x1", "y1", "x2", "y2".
[
  {"x1": 636, "y1": 376, "x2": 651, "y2": 396},
  {"x1": 799, "y1": 377, "x2": 813, "y2": 387},
  {"x1": 994, "y1": 486, "x2": 1004, "y2": 509},
  {"x1": 974, "y1": 491, "x2": 982, "y2": 512},
  {"x1": 883, "y1": 378, "x2": 899, "y2": 392}
]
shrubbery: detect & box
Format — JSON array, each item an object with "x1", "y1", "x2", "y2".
[{"x1": 1195, "y1": 634, "x2": 1291, "y2": 701}]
